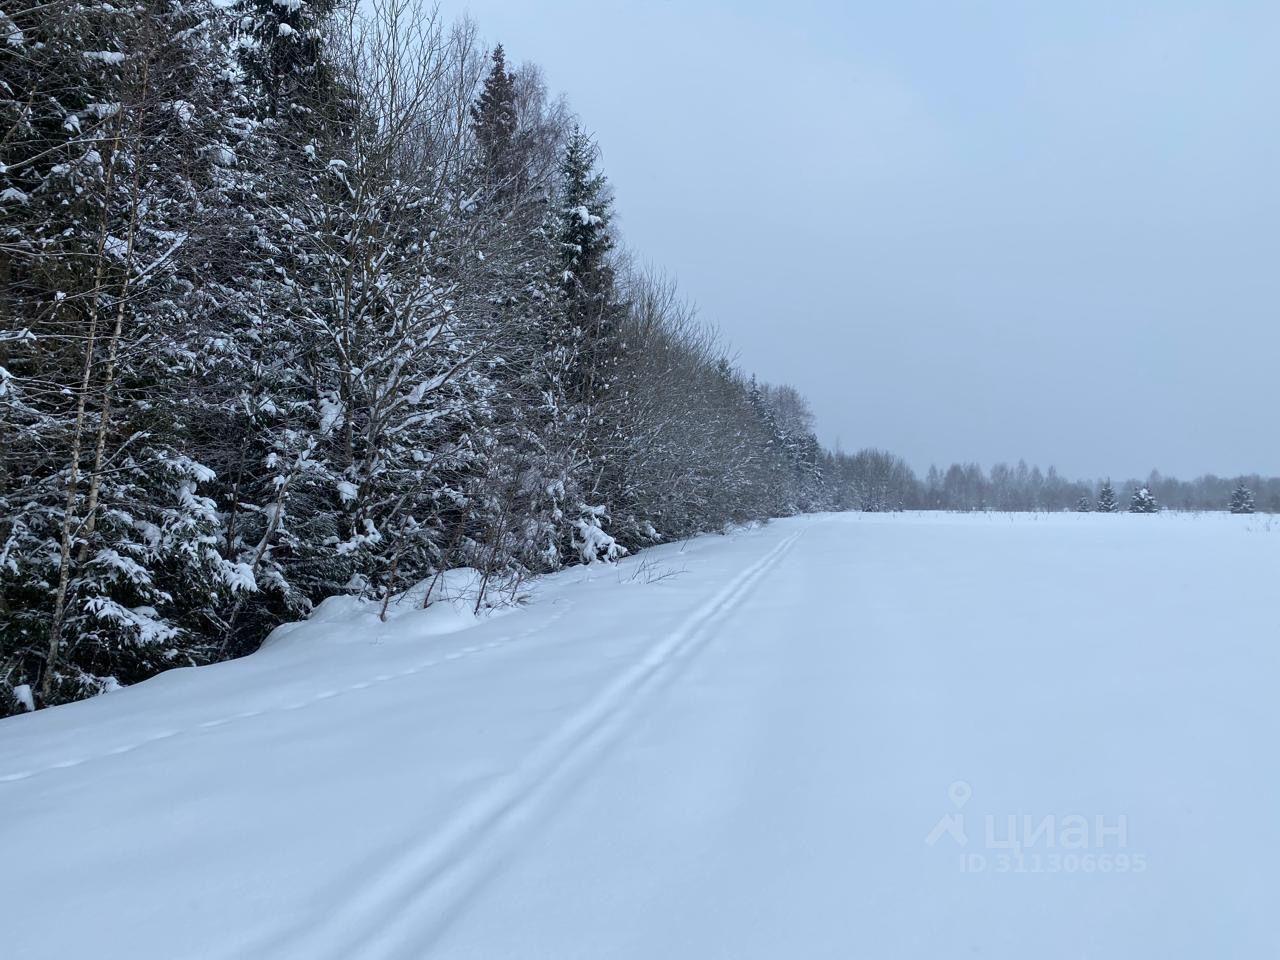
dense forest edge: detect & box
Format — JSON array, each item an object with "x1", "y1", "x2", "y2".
[{"x1": 0, "y1": 0, "x2": 1274, "y2": 716}]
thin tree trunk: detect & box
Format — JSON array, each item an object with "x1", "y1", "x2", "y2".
[
  {"x1": 41, "y1": 126, "x2": 124, "y2": 702},
  {"x1": 75, "y1": 133, "x2": 144, "y2": 564}
]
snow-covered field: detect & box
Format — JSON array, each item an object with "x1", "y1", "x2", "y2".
[{"x1": 2, "y1": 511, "x2": 1277, "y2": 958}]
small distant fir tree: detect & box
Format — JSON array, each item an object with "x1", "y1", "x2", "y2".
[
  {"x1": 1229, "y1": 481, "x2": 1255, "y2": 514},
  {"x1": 1129, "y1": 487, "x2": 1159, "y2": 514},
  {"x1": 1096, "y1": 480, "x2": 1119, "y2": 513},
  {"x1": 1076, "y1": 496, "x2": 1092, "y2": 512}
]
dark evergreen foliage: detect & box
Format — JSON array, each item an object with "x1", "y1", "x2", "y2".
[
  {"x1": 1129, "y1": 487, "x2": 1159, "y2": 514},
  {"x1": 1229, "y1": 481, "x2": 1255, "y2": 514},
  {"x1": 2, "y1": 2, "x2": 1274, "y2": 717},
  {"x1": 1096, "y1": 480, "x2": 1119, "y2": 514},
  {"x1": 0, "y1": 4, "x2": 838, "y2": 714}
]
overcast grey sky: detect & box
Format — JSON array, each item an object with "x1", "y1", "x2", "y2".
[{"x1": 448, "y1": 0, "x2": 1279, "y2": 479}]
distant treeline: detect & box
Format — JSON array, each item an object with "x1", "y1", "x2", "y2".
[{"x1": 823, "y1": 450, "x2": 1278, "y2": 514}]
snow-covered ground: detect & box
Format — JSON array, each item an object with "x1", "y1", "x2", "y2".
[{"x1": 2, "y1": 511, "x2": 1278, "y2": 958}]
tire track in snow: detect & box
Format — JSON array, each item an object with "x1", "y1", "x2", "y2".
[
  {"x1": 259, "y1": 529, "x2": 803, "y2": 960},
  {"x1": 0, "y1": 598, "x2": 577, "y2": 785}
]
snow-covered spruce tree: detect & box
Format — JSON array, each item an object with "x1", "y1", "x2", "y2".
[
  {"x1": 454, "y1": 44, "x2": 584, "y2": 582},
  {"x1": 281, "y1": 7, "x2": 510, "y2": 607},
  {"x1": 760, "y1": 384, "x2": 827, "y2": 512},
  {"x1": 744, "y1": 378, "x2": 798, "y2": 517},
  {"x1": 1228, "y1": 481, "x2": 1255, "y2": 514},
  {"x1": 208, "y1": 0, "x2": 492, "y2": 629},
  {"x1": 1129, "y1": 486, "x2": 1159, "y2": 514},
  {"x1": 0, "y1": 0, "x2": 257, "y2": 710},
  {"x1": 1096, "y1": 480, "x2": 1119, "y2": 513},
  {"x1": 723, "y1": 369, "x2": 793, "y2": 521},
  {"x1": 470, "y1": 44, "x2": 522, "y2": 200},
  {"x1": 232, "y1": 0, "x2": 340, "y2": 121},
  {"x1": 1076, "y1": 495, "x2": 1092, "y2": 512},
  {"x1": 194, "y1": 0, "x2": 360, "y2": 652},
  {"x1": 548, "y1": 127, "x2": 628, "y2": 561},
  {"x1": 0, "y1": 0, "x2": 854, "y2": 713}
]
